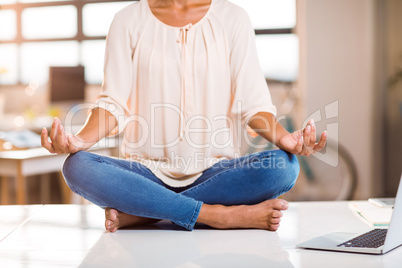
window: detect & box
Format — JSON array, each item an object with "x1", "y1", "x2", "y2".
[
  {"x1": 0, "y1": 10, "x2": 17, "y2": 41},
  {"x1": 22, "y1": 5, "x2": 77, "y2": 39},
  {"x1": 255, "y1": 34, "x2": 298, "y2": 82},
  {"x1": 231, "y1": 0, "x2": 298, "y2": 82},
  {"x1": 21, "y1": 41, "x2": 80, "y2": 84},
  {"x1": 230, "y1": 0, "x2": 296, "y2": 29},
  {"x1": 0, "y1": 0, "x2": 16, "y2": 4},
  {"x1": 0, "y1": 0, "x2": 297, "y2": 85},
  {"x1": 0, "y1": 0, "x2": 134, "y2": 86},
  {"x1": 0, "y1": 44, "x2": 18, "y2": 84},
  {"x1": 83, "y1": 2, "x2": 131, "y2": 37},
  {"x1": 81, "y1": 40, "x2": 106, "y2": 84}
]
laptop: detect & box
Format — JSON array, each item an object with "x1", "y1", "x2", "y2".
[{"x1": 297, "y1": 174, "x2": 402, "y2": 254}]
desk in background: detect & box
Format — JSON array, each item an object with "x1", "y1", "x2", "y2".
[{"x1": 0, "y1": 139, "x2": 119, "y2": 205}]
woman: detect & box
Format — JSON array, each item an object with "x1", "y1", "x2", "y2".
[{"x1": 41, "y1": 0, "x2": 327, "y2": 232}]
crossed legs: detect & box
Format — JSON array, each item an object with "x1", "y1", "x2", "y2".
[{"x1": 63, "y1": 150, "x2": 299, "y2": 232}]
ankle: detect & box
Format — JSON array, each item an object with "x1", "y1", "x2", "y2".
[{"x1": 197, "y1": 204, "x2": 229, "y2": 228}]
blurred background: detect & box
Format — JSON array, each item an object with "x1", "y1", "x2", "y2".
[{"x1": 0, "y1": 0, "x2": 401, "y2": 204}]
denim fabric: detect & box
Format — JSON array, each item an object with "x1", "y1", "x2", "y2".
[{"x1": 62, "y1": 149, "x2": 299, "y2": 230}]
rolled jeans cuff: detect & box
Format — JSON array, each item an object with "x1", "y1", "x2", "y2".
[{"x1": 184, "y1": 200, "x2": 203, "y2": 231}]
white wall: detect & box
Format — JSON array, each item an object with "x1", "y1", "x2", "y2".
[
  {"x1": 384, "y1": 0, "x2": 402, "y2": 196},
  {"x1": 297, "y1": 0, "x2": 380, "y2": 198}
]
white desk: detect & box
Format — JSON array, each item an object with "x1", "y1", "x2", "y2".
[
  {"x1": 0, "y1": 141, "x2": 118, "y2": 205},
  {"x1": 0, "y1": 202, "x2": 400, "y2": 267}
]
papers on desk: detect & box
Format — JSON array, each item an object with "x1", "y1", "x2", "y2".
[
  {"x1": 349, "y1": 202, "x2": 393, "y2": 227},
  {"x1": 0, "y1": 129, "x2": 42, "y2": 149}
]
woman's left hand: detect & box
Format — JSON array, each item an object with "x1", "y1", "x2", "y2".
[{"x1": 277, "y1": 119, "x2": 327, "y2": 156}]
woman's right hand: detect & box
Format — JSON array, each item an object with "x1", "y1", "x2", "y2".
[{"x1": 41, "y1": 118, "x2": 85, "y2": 154}]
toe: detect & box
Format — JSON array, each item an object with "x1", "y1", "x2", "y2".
[
  {"x1": 267, "y1": 199, "x2": 289, "y2": 211},
  {"x1": 106, "y1": 222, "x2": 117, "y2": 233},
  {"x1": 268, "y1": 223, "x2": 280, "y2": 231},
  {"x1": 272, "y1": 210, "x2": 283, "y2": 218},
  {"x1": 270, "y1": 217, "x2": 281, "y2": 224},
  {"x1": 106, "y1": 208, "x2": 118, "y2": 221},
  {"x1": 105, "y1": 208, "x2": 120, "y2": 232},
  {"x1": 105, "y1": 219, "x2": 113, "y2": 231}
]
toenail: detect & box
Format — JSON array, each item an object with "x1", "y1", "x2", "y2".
[{"x1": 282, "y1": 201, "x2": 289, "y2": 208}]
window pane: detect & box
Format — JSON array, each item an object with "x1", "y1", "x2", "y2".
[
  {"x1": 81, "y1": 40, "x2": 106, "y2": 84},
  {"x1": 0, "y1": 0, "x2": 17, "y2": 4},
  {"x1": 0, "y1": 44, "x2": 18, "y2": 85},
  {"x1": 20, "y1": 0, "x2": 71, "y2": 3},
  {"x1": 22, "y1": 6, "x2": 77, "y2": 39},
  {"x1": 0, "y1": 10, "x2": 17, "y2": 41},
  {"x1": 83, "y1": 2, "x2": 133, "y2": 36},
  {"x1": 255, "y1": 34, "x2": 298, "y2": 81},
  {"x1": 20, "y1": 41, "x2": 79, "y2": 84},
  {"x1": 230, "y1": 0, "x2": 296, "y2": 29}
]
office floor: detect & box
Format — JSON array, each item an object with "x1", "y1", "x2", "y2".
[{"x1": 0, "y1": 202, "x2": 401, "y2": 268}]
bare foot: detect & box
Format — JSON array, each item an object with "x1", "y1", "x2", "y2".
[
  {"x1": 105, "y1": 208, "x2": 161, "y2": 232},
  {"x1": 197, "y1": 199, "x2": 288, "y2": 231}
]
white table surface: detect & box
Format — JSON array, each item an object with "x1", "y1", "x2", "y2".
[{"x1": 0, "y1": 201, "x2": 401, "y2": 268}]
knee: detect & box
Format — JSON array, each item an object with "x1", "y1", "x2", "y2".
[
  {"x1": 280, "y1": 151, "x2": 300, "y2": 189},
  {"x1": 62, "y1": 151, "x2": 93, "y2": 189},
  {"x1": 63, "y1": 151, "x2": 86, "y2": 176},
  {"x1": 237, "y1": 150, "x2": 300, "y2": 203},
  {"x1": 260, "y1": 150, "x2": 300, "y2": 189}
]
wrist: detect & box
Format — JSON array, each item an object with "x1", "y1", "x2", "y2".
[
  {"x1": 275, "y1": 137, "x2": 288, "y2": 151},
  {"x1": 71, "y1": 134, "x2": 94, "y2": 151},
  {"x1": 273, "y1": 127, "x2": 290, "y2": 147}
]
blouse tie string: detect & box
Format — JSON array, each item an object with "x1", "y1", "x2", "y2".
[{"x1": 176, "y1": 23, "x2": 192, "y2": 141}]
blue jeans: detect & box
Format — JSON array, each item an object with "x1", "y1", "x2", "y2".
[{"x1": 62, "y1": 149, "x2": 299, "y2": 231}]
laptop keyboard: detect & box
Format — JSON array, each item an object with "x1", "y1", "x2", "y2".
[{"x1": 337, "y1": 229, "x2": 388, "y2": 248}]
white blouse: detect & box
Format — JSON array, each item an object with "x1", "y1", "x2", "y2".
[{"x1": 94, "y1": 0, "x2": 277, "y2": 187}]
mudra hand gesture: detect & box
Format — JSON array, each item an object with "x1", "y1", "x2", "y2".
[{"x1": 277, "y1": 119, "x2": 327, "y2": 156}]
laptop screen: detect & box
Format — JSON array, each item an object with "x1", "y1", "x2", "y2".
[{"x1": 383, "y1": 175, "x2": 402, "y2": 252}]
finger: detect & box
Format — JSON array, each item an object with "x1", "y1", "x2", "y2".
[
  {"x1": 55, "y1": 124, "x2": 68, "y2": 153},
  {"x1": 41, "y1": 128, "x2": 56, "y2": 153},
  {"x1": 303, "y1": 125, "x2": 311, "y2": 147},
  {"x1": 310, "y1": 120, "x2": 316, "y2": 145},
  {"x1": 49, "y1": 118, "x2": 60, "y2": 142},
  {"x1": 310, "y1": 121, "x2": 317, "y2": 144},
  {"x1": 302, "y1": 139, "x2": 314, "y2": 156},
  {"x1": 295, "y1": 135, "x2": 303, "y2": 154},
  {"x1": 313, "y1": 131, "x2": 328, "y2": 152}
]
